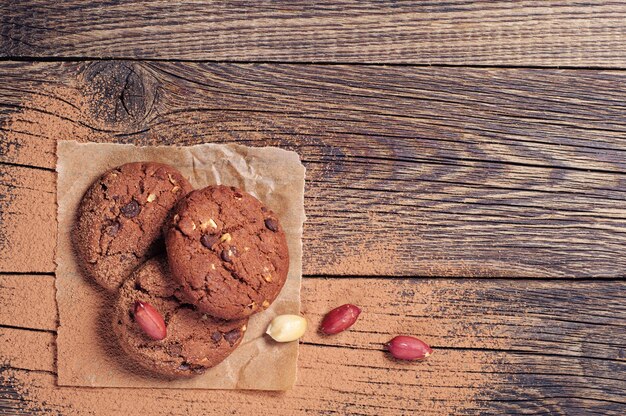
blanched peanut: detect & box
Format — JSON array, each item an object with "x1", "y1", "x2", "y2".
[{"x1": 266, "y1": 314, "x2": 307, "y2": 342}]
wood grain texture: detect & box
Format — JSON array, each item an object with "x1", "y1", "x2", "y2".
[
  {"x1": 1, "y1": 277, "x2": 624, "y2": 415},
  {"x1": 1, "y1": 61, "x2": 626, "y2": 277},
  {"x1": 2, "y1": 1, "x2": 626, "y2": 66}
]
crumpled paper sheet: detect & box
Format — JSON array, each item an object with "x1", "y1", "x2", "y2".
[{"x1": 56, "y1": 141, "x2": 305, "y2": 390}]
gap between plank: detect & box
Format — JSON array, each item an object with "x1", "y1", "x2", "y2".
[
  {"x1": 0, "y1": 326, "x2": 621, "y2": 367},
  {"x1": 3, "y1": 56, "x2": 626, "y2": 71},
  {"x1": 303, "y1": 342, "x2": 626, "y2": 365},
  {"x1": 1, "y1": 272, "x2": 625, "y2": 281}
]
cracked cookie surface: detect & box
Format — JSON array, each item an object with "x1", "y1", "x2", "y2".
[
  {"x1": 113, "y1": 257, "x2": 248, "y2": 378},
  {"x1": 73, "y1": 162, "x2": 192, "y2": 291},
  {"x1": 165, "y1": 185, "x2": 290, "y2": 320}
]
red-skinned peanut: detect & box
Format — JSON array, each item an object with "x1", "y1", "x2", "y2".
[
  {"x1": 134, "y1": 300, "x2": 167, "y2": 341},
  {"x1": 320, "y1": 304, "x2": 361, "y2": 335},
  {"x1": 387, "y1": 335, "x2": 432, "y2": 360}
]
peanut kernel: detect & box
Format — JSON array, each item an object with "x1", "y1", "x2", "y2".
[
  {"x1": 146, "y1": 193, "x2": 157, "y2": 203},
  {"x1": 200, "y1": 218, "x2": 218, "y2": 231},
  {"x1": 320, "y1": 304, "x2": 361, "y2": 335},
  {"x1": 220, "y1": 233, "x2": 232, "y2": 243},
  {"x1": 266, "y1": 315, "x2": 307, "y2": 342},
  {"x1": 387, "y1": 336, "x2": 432, "y2": 360},
  {"x1": 134, "y1": 301, "x2": 167, "y2": 341}
]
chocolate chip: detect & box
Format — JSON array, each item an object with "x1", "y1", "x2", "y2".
[
  {"x1": 221, "y1": 249, "x2": 232, "y2": 262},
  {"x1": 178, "y1": 363, "x2": 190, "y2": 371},
  {"x1": 211, "y1": 331, "x2": 222, "y2": 343},
  {"x1": 200, "y1": 234, "x2": 219, "y2": 249},
  {"x1": 264, "y1": 218, "x2": 278, "y2": 232},
  {"x1": 105, "y1": 221, "x2": 120, "y2": 236},
  {"x1": 120, "y1": 200, "x2": 141, "y2": 218},
  {"x1": 224, "y1": 329, "x2": 241, "y2": 346}
]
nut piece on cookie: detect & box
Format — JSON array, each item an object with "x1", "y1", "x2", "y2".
[
  {"x1": 165, "y1": 185, "x2": 290, "y2": 320},
  {"x1": 73, "y1": 162, "x2": 192, "y2": 291}
]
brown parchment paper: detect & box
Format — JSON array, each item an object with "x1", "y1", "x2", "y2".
[{"x1": 56, "y1": 141, "x2": 305, "y2": 390}]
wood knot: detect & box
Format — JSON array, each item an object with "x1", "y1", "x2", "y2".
[{"x1": 79, "y1": 61, "x2": 158, "y2": 130}]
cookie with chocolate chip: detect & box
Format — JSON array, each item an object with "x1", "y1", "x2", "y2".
[
  {"x1": 112, "y1": 257, "x2": 248, "y2": 378},
  {"x1": 73, "y1": 162, "x2": 192, "y2": 291},
  {"x1": 165, "y1": 185, "x2": 290, "y2": 320}
]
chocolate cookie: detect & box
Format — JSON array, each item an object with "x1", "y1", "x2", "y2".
[
  {"x1": 73, "y1": 162, "x2": 192, "y2": 291},
  {"x1": 112, "y1": 257, "x2": 248, "y2": 378},
  {"x1": 165, "y1": 185, "x2": 289, "y2": 320}
]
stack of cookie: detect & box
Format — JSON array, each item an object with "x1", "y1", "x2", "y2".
[{"x1": 73, "y1": 162, "x2": 289, "y2": 378}]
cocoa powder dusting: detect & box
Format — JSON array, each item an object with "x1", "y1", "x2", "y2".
[
  {"x1": 1, "y1": 62, "x2": 166, "y2": 171},
  {"x1": 319, "y1": 240, "x2": 401, "y2": 275},
  {"x1": 318, "y1": 240, "x2": 513, "y2": 277},
  {"x1": 1, "y1": 349, "x2": 498, "y2": 415},
  {"x1": 0, "y1": 71, "x2": 111, "y2": 272},
  {"x1": 1, "y1": 84, "x2": 101, "y2": 169}
]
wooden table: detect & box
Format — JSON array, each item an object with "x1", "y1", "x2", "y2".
[{"x1": 1, "y1": 2, "x2": 625, "y2": 415}]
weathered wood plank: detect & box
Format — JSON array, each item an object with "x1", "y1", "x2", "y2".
[
  {"x1": 0, "y1": 328, "x2": 54, "y2": 373},
  {"x1": 2, "y1": 1, "x2": 626, "y2": 66},
  {"x1": 1, "y1": 278, "x2": 624, "y2": 415},
  {"x1": 3, "y1": 276, "x2": 625, "y2": 359},
  {"x1": 2, "y1": 348, "x2": 624, "y2": 415},
  {"x1": 1, "y1": 61, "x2": 626, "y2": 277},
  {"x1": 0, "y1": 275, "x2": 56, "y2": 331},
  {"x1": 0, "y1": 165, "x2": 55, "y2": 274}
]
